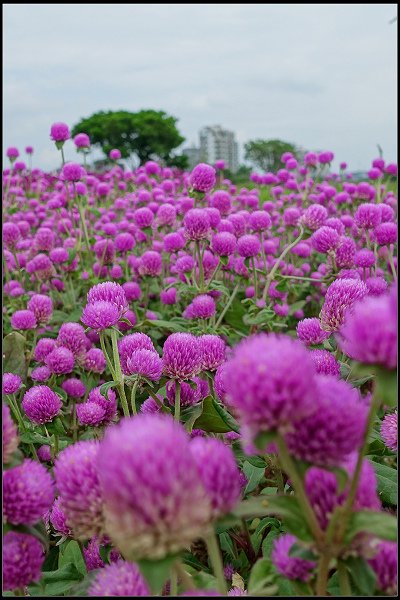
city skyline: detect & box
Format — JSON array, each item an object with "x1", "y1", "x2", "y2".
[{"x1": 3, "y1": 4, "x2": 397, "y2": 172}]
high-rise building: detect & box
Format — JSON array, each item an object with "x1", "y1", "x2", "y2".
[
  {"x1": 182, "y1": 125, "x2": 239, "y2": 172},
  {"x1": 199, "y1": 126, "x2": 239, "y2": 173}
]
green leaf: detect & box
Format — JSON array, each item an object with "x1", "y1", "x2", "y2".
[
  {"x1": 275, "y1": 280, "x2": 287, "y2": 292},
  {"x1": 262, "y1": 529, "x2": 282, "y2": 559},
  {"x1": 67, "y1": 248, "x2": 77, "y2": 264},
  {"x1": 194, "y1": 396, "x2": 239, "y2": 433},
  {"x1": 374, "y1": 367, "x2": 397, "y2": 408},
  {"x1": 371, "y1": 461, "x2": 397, "y2": 506},
  {"x1": 243, "y1": 461, "x2": 265, "y2": 494},
  {"x1": 346, "y1": 556, "x2": 377, "y2": 596},
  {"x1": 144, "y1": 319, "x2": 185, "y2": 332},
  {"x1": 41, "y1": 563, "x2": 82, "y2": 596},
  {"x1": 46, "y1": 417, "x2": 66, "y2": 436},
  {"x1": 137, "y1": 555, "x2": 178, "y2": 595},
  {"x1": 248, "y1": 557, "x2": 275, "y2": 594},
  {"x1": 288, "y1": 543, "x2": 317, "y2": 561},
  {"x1": 58, "y1": 540, "x2": 87, "y2": 577},
  {"x1": 3, "y1": 332, "x2": 27, "y2": 383},
  {"x1": 288, "y1": 300, "x2": 306, "y2": 316},
  {"x1": 251, "y1": 517, "x2": 280, "y2": 555},
  {"x1": 99, "y1": 380, "x2": 119, "y2": 398},
  {"x1": 182, "y1": 402, "x2": 204, "y2": 433},
  {"x1": 344, "y1": 510, "x2": 397, "y2": 543},
  {"x1": 20, "y1": 431, "x2": 49, "y2": 445}
]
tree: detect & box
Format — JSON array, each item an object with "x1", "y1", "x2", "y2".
[
  {"x1": 244, "y1": 139, "x2": 301, "y2": 172},
  {"x1": 71, "y1": 110, "x2": 185, "y2": 165}
]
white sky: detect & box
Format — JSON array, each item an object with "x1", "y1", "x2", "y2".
[{"x1": 3, "y1": 3, "x2": 398, "y2": 172}]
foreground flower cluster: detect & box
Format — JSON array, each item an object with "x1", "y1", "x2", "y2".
[{"x1": 2, "y1": 129, "x2": 398, "y2": 597}]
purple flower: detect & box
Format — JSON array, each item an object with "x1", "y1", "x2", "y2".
[
  {"x1": 138, "y1": 250, "x2": 162, "y2": 277},
  {"x1": 163, "y1": 332, "x2": 203, "y2": 380},
  {"x1": 115, "y1": 232, "x2": 135, "y2": 253},
  {"x1": 190, "y1": 437, "x2": 242, "y2": 517},
  {"x1": 54, "y1": 440, "x2": 104, "y2": 539},
  {"x1": 2, "y1": 372, "x2": 22, "y2": 395},
  {"x1": 199, "y1": 334, "x2": 226, "y2": 371},
  {"x1": 272, "y1": 534, "x2": 316, "y2": 581},
  {"x1": 122, "y1": 281, "x2": 141, "y2": 301},
  {"x1": 27, "y1": 294, "x2": 53, "y2": 324},
  {"x1": 3, "y1": 403, "x2": 18, "y2": 463},
  {"x1": 190, "y1": 163, "x2": 216, "y2": 193},
  {"x1": 82, "y1": 301, "x2": 121, "y2": 332},
  {"x1": 160, "y1": 287, "x2": 177, "y2": 305},
  {"x1": 74, "y1": 133, "x2": 90, "y2": 148},
  {"x1": 97, "y1": 415, "x2": 212, "y2": 560},
  {"x1": 302, "y1": 204, "x2": 327, "y2": 230},
  {"x1": 88, "y1": 386, "x2": 118, "y2": 425},
  {"x1": 3, "y1": 222, "x2": 21, "y2": 247},
  {"x1": 94, "y1": 239, "x2": 115, "y2": 264},
  {"x1": 166, "y1": 379, "x2": 202, "y2": 407},
  {"x1": 6, "y1": 146, "x2": 19, "y2": 159},
  {"x1": 354, "y1": 203, "x2": 381, "y2": 229},
  {"x1": 156, "y1": 204, "x2": 176, "y2": 227},
  {"x1": 210, "y1": 190, "x2": 232, "y2": 215},
  {"x1": 237, "y1": 234, "x2": 261, "y2": 258},
  {"x1": 77, "y1": 401, "x2": 106, "y2": 426},
  {"x1": 163, "y1": 232, "x2": 186, "y2": 253},
  {"x1": 3, "y1": 459, "x2": 54, "y2": 525},
  {"x1": 365, "y1": 276, "x2": 388, "y2": 297},
  {"x1": 11, "y1": 309, "x2": 37, "y2": 330},
  {"x1": 224, "y1": 334, "x2": 317, "y2": 442},
  {"x1": 118, "y1": 332, "x2": 155, "y2": 374},
  {"x1": 249, "y1": 210, "x2": 272, "y2": 232},
  {"x1": 87, "y1": 282, "x2": 128, "y2": 318},
  {"x1": 88, "y1": 561, "x2": 150, "y2": 597},
  {"x1": 134, "y1": 206, "x2": 154, "y2": 228},
  {"x1": 62, "y1": 162, "x2": 85, "y2": 182},
  {"x1": 354, "y1": 249, "x2": 376, "y2": 268},
  {"x1": 184, "y1": 208, "x2": 211, "y2": 240},
  {"x1": 84, "y1": 536, "x2": 121, "y2": 572},
  {"x1": 211, "y1": 232, "x2": 237, "y2": 256},
  {"x1": 109, "y1": 148, "x2": 121, "y2": 160},
  {"x1": 215, "y1": 362, "x2": 228, "y2": 403},
  {"x1": 338, "y1": 291, "x2": 397, "y2": 369},
  {"x1": 368, "y1": 541, "x2": 397, "y2": 595},
  {"x1": 56, "y1": 322, "x2": 88, "y2": 359},
  {"x1": 3, "y1": 532, "x2": 44, "y2": 591},
  {"x1": 45, "y1": 346, "x2": 75, "y2": 375},
  {"x1": 31, "y1": 365, "x2": 51, "y2": 382},
  {"x1": 188, "y1": 295, "x2": 216, "y2": 319},
  {"x1": 61, "y1": 378, "x2": 86, "y2": 399},
  {"x1": 320, "y1": 278, "x2": 368, "y2": 332},
  {"x1": 49, "y1": 498, "x2": 73, "y2": 537},
  {"x1": 37, "y1": 444, "x2": 52, "y2": 462},
  {"x1": 381, "y1": 412, "x2": 397, "y2": 452},
  {"x1": 309, "y1": 349, "x2": 340, "y2": 376},
  {"x1": 83, "y1": 348, "x2": 106, "y2": 373},
  {"x1": 285, "y1": 375, "x2": 368, "y2": 466},
  {"x1": 50, "y1": 122, "x2": 70, "y2": 142},
  {"x1": 311, "y1": 226, "x2": 340, "y2": 253},
  {"x1": 296, "y1": 318, "x2": 330, "y2": 346},
  {"x1": 374, "y1": 222, "x2": 397, "y2": 246},
  {"x1": 22, "y1": 385, "x2": 62, "y2": 424},
  {"x1": 125, "y1": 348, "x2": 163, "y2": 380}
]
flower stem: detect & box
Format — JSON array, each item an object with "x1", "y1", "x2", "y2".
[
  {"x1": 261, "y1": 225, "x2": 304, "y2": 302},
  {"x1": 196, "y1": 241, "x2": 205, "y2": 290},
  {"x1": 276, "y1": 433, "x2": 324, "y2": 543},
  {"x1": 204, "y1": 532, "x2": 228, "y2": 595},
  {"x1": 110, "y1": 329, "x2": 130, "y2": 418},
  {"x1": 337, "y1": 560, "x2": 351, "y2": 596},
  {"x1": 174, "y1": 380, "x2": 181, "y2": 422},
  {"x1": 99, "y1": 332, "x2": 116, "y2": 380},
  {"x1": 174, "y1": 561, "x2": 194, "y2": 592},
  {"x1": 130, "y1": 379, "x2": 139, "y2": 415},
  {"x1": 251, "y1": 257, "x2": 258, "y2": 299},
  {"x1": 215, "y1": 282, "x2": 239, "y2": 329},
  {"x1": 315, "y1": 551, "x2": 331, "y2": 596}
]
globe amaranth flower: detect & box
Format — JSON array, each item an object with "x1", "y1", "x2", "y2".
[
  {"x1": 3, "y1": 403, "x2": 19, "y2": 463},
  {"x1": 49, "y1": 497, "x2": 73, "y2": 537},
  {"x1": 54, "y1": 440, "x2": 104, "y2": 539},
  {"x1": 125, "y1": 348, "x2": 163, "y2": 381},
  {"x1": 37, "y1": 444, "x2": 52, "y2": 462},
  {"x1": 122, "y1": 281, "x2": 141, "y2": 301},
  {"x1": 6, "y1": 146, "x2": 19, "y2": 160},
  {"x1": 160, "y1": 287, "x2": 177, "y2": 305},
  {"x1": 210, "y1": 190, "x2": 232, "y2": 216},
  {"x1": 3, "y1": 372, "x2": 22, "y2": 395},
  {"x1": 27, "y1": 293, "x2": 53, "y2": 324},
  {"x1": 224, "y1": 334, "x2": 317, "y2": 445},
  {"x1": 187, "y1": 294, "x2": 216, "y2": 319},
  {"x1": 31, "y1": 365, "x2": 51, "y2": 383},
  {"x1": 115, "y1": 232, "x2": 135, "y2": 254},
  {"x1": 3, "y1": 458, "x2": 54, "y2": 525},
  {"x1": 61, "y1": 162, "x2": 85, "y2": 182},
  {"x1": 309, "y1": 349, "x2": 340, "y2": 376},
  {"x1": 319, "y1": 278, "x2": 368, "y2": 332},
  {"x1": 184, "y1": 208, "x2": 211, "y2": 240},
  {"x1": 249, "y1": 210, "x2": 272, "y2": 232},
  {"x1": 87, "y1": 282, "x2": 128, "y2": 318},
  {"x1": 199, "y1": 334, "x2": 226, "y2": 371},
  {"x1": 84, "y1": 536, "x2": 121, "y2": 572},
  {"x1": 3, "y1": 532, "x2": 45, "y2": 591},
  {"x1": 211, "y1": 232, "x2": 236, "y2": 256},
  {"x1": 50, "y1": 122, "x2": 70, "y2": 142},
  {"x1": 163, "y1": 332, "x2": 203, "y2": 380},
  {"x1": 272, "y1": 534, "x2": 316, "y2": 581},
  {"x1": 134, "y1": 206, "x2": 154, "y2": 228},
  {"x1": 237, "y1": 234, "x2": 261, "y2": 258},
  {"x1": 381, "y1": 412, "x2": 397, "y2": 452},
  {"x1": 285, "y1": 375, "x2": 367, "y2": 466},
  {"x1": 304, "y1": 454, "x2": 380, "y2": 530},
  {"x1": 109, "y1": 148, "x2": 121, "y2": 160},
  {"x1": 368, "y1": 541, "x2": 397, "y2": 595},
  {"x1": 365, "y1": 276, "x2": 388, "y2": 297},
  {"x1": 56, "y1": 322, "x2": 88, "y2": 359},
  {"x1": 166, "y1": 379, "x2": 202, "y2": 408},
  {"x1": 97, "y1": 414, "x2": 212, "y2": 560},
  {"x1": 74, "y1": 132, "x2": 90, "y2": 148},
  {"x1": 138, "y1": 250, "x2": 162, "y2": 277},
  {"x1": 45, "y1": 346, "x2": 75, "y2": 375},
  {"x1": 190, "y1": 163, "x2": 216, "y2": 193},
  {"x1": 22, "y1": 385, "x2": 62, "y2": 424},
  {"x1": 190, "y1": 437, "x2": 242, "y2": 518},
  {"x1": 302, "y1": 204, "x2": 328, "y2": 230},
  {"x1": 88, "y1": 561, "x2": 150, "y2": 597},
  {"x1": 94, "y1": 239, "x2": 115, "y2": 264},
  {"x1": 61, "y1": 377, "x2": 86, "y2": 399},
  {"x1": 296, "y1": 318, "x2": 330, "y2": 346},
  {"x1": 354, "y1": 203, "x2": 381, "y2": 229},
  {"x1": 3, "y1": 222, "x2": 21, "y2": 247},
  {"x1": 215, "y1": 362, "x2": 228, "y2": 403},
  {"x1": 354, "y1": 249, "x2": 376, "y2": 268},
  {"x1": 11, "y1": 309, "x2": 37, "y2": 330},
  {"x1": 118, "y1": 332, "x2": 155, "y2": 374},
  {"x1": 88, "y1": 386, "x2": 118, "y2": 425},
  {"x1": 77, "y1": 402, "x2": 107, "y2": 427},
  {"x1": 311, "y1": 226, "x2": 340, "y2": 253},
  {"x1": 374, "y1": 222, "x2": 397, "y2": 246},
  {"x1": 81, "y1": 301, "x2": 121, "y2": 332},
  {"x1": 83, "y1": 348, "x2": 106, "y2": 373},
  {"x1": 338, "y1": 290, "x2": 397, "y2": 369},
  {"x1": 163, "y1": 231, "x2": 186, "y2": 253}
]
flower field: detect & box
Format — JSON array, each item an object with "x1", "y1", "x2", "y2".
[{"x1": 2, "y1": 125, "x2": 398, "y2": 597}]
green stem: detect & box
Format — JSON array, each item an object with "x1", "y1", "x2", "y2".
[
  {"x1": 215, "y1": 282, "x2": 239, "y2": 329},
  {"x1": 315, "y1": 552, "x2": 331, "y2": 596},
  {"x1": 174, "y1": 562, "x2": 194, "y2": 592},
  {"x1": 205, "y1": 532, "x2": 227, "y2": 595},
  {"x1": 276, "y1": 433, "x2": 324, "y2": 543},
  {"x1": 251, "y1": 257, "x2": 258, "y2": 299},
  {"x1": 110, "y1": 328, "x2": 130, "y2": 418},
  {"x1": 7, "y1": 394, "x2": 26, "y2": 433},
  {"x1": 262, "y1": 225, "x2": 304, "y2": 301},
  {"x1": 130, "y1": 379, "x2": 139, "y2": 415},
  {"x1": 174, "y1": 380, "x2": 181, "y2": 422},
  {"x1": 170, "y1": 568, "x2": 178, "y2": 596},
  {"x1": 99, "y1": 332, "x2": 116, "y2": 380},
  {"x1": 77, "y1": 196, "x2": 91, "y2": 257},
  {"x1": 196, "y1": 240, "x2": 205, "y2": 290},
  {"x1": 71, "y1": 400, "x2": 78, "y2": 442},
  {"x1": 387, "y1": 247, "x2": 397, "y2": 281},
  {"x1": 337, "y1": 560, "x2": 351, "y2": 596},
  {"x1": 205, "y1": 259, "x2": 221, "y2": 290}
]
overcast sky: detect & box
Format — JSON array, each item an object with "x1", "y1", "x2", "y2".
[{"x1": 3, "y1": 3, "x2": 397, "y2": 172}]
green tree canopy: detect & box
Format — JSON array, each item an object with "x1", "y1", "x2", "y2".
[
  {"x1": 244, "y1": 139, "x2": 301, "y2": 172},
  {"x1": 71, "y1": 109, "x2": 185, "y2": 165}
]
